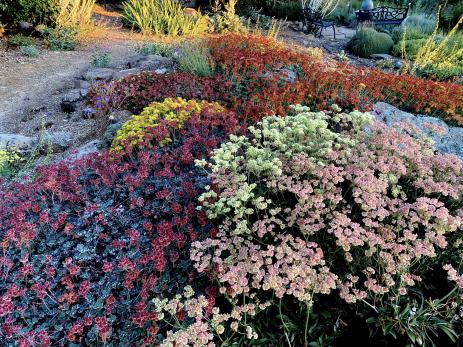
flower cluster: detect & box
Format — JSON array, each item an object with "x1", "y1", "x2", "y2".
[
  {"x1": 208, "y1": 33, "x2": 463, "y2": 124},
  {"x1": 0, "y1": 102, "x2": 238, "y2": 346},
  {"x1": 88, "y1": 72, "x2": 221, "y2": 115},
  {"x1": 185, "y1": 105, "x2": 463, "y2": 343},
  {"x1": 112, "y1": 98, "x2": 227, "y2": 152},
  {"x1": 89, "y1": 34, "x2": 463, "y2": 125}
]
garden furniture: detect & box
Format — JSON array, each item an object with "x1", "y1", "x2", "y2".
[
  {"x1": 303, "y1": 7, "x2": 336, "y2": 39},
  {"x1": 355, "y1": 4, "x2": 410, "y2": 26}
]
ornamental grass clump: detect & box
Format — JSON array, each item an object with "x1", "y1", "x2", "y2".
[
  {"x1": 347, "y1": 25, "x2": 394, "y2": 58},
  {"x1": 178, "y1": 41, "x2": 215, "y2": 77},
  {"x1": 122, "y1": 0, "x2": 209, "y2": 36},
  {"x1": 166, "y1": 105, "x2": 463, "y2": 346}
]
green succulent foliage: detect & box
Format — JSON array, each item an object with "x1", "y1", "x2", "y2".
[
  {"x1": 366, "y1": 290, "x2": 460, "y2": 347},
  {"x1": 21, "y1": 45, "x2": 40, "y2": 57},
  {"x1": 90, "y1": 52, "x2": 111, "y2": 68},
  {"x1": 347, "y1": 25, "x2": 394, "y2": 58}
]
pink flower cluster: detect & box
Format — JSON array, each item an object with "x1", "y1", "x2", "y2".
[{"x1": 193, "y1": 111, "x2": 463, "y2": 315}]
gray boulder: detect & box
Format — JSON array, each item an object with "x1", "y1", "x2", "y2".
[
  {"x1": 113, "y1": 68, "x2": 142, "y2": 80},
  {"x1": 61, "y1": 89, "x2": 84, "y2": 113},
  {"x1": 45, "y1": 131, "x2": 73, "y2": 153},
  {"x1": 372, "y1": 102, "x2": 463, "y2": 158},
  {"x1": 263, "y1": 66, "x2": 298, "y2": 84},
  {"x1": 138, "y1": 55, "x2": 174, "y2": 71},
  {"x1": 0, "y1": 134, "x2": 35, "y2": 151},
  {"x1": 74, "y1": 79, "x2": 91, "y2": 89},
  {"x1": 126, "y1": 54, "x2": 146, "y2": 69},
  {"x1": 84, "y1": 68, "x2": 115, "y2": 82}
]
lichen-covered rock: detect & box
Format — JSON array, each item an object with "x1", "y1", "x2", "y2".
[
  {"x1": 0, "y1": 134, "x2": 35, "y2": 151},
  {"x1": 373, "y1": 102, "x2": 463, "y2": 158},
  {"x1": 113, "y1": 68, "x2": 142, "y2": 80},
  {"x1": 84, "y1": 68, "x2": 115, "y2": 82}
]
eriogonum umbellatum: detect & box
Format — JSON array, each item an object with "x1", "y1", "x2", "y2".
[{"x1": 187, "y1": 105, "x2": 463, "y2": 342}]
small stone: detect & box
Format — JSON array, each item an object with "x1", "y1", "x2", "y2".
[
  {"x1": 74, "y1": 79, "x2": 91, "y2": 89},
  {"x1": 113, "y1": 68, "x2": 142, "y2": 80},
  {"x1": 19, "y1": 21, "x2": 33, "y2": 30},
  {"x1": 71, "y1": 140, "x2": 102, "y2": 160},
  {"x1": 84, "y1": 68, "x2": 115, "y2": 82},
  {"x1": 394, "y1": 60, "x2": 403, "y2": 69},
  {"x1": 370, "y1": 53, "x2": 394, "y2": 60},
  {"x1": 183, "y1": 8, "x2": 199, "y2": 17},
  {"x1": 154, "y1": 68, "x2": 168, "y2": 74},
  {"x1": 138, "y1": 55, "x2": 173, "y2": 71},
  {"x1": 80, "y1": 89, "x2": 88, "y2": 98},
  {"x1": 61, "y1": 89, "x2": 83, "y2": 113},
  {"x1": 108, "y1": 110, "x2": 132, "y2": 124}
]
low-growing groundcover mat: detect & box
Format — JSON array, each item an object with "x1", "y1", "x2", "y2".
[
  {"x1": 2, "y1": 33, "x2": 463, "y2": 346},
  {"x1": 0, "y1": 101, "x2": 238, "y2": 346}
]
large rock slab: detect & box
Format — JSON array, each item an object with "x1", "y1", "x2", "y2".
[
  {"x1": 0, "y1": 134, "x2": 35, "y2": 151},
  {"x1": 138, "y1": 55, "x2": 174, "y2": 71},
  {"x1": 113, "y1": 68, "x2": 142, "y2": 80},
  {"x1": 372, "y1": 102, "x2": 463, "y2": 158},
  {"x1": 84, "y1": 68, "x2": 115, "y2": 82},
  {"x1": 45, "y1": 131, "x2": 74, "y2": 153}
]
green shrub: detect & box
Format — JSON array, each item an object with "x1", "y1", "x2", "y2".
[
  {"x1": 392, "y1": 38, "x2": 430, "y2": 58},
  {"x1": 178, "y1": 41, "x2": 214, "y2": 77},
  {"x1": 20, "y1": 45, "x2": 40, "y2": 57},
  {"x1": 0, "y1": 0, "x2": 60, "y2": 25},
  {"x1": 209, "y1": 0, "x2": 248, "y2": 34},
  {"x1": 8, "y1": 34, "x2": 33, "y2": 47},
  {"x1": 0, "y1": 147, "x2": 22, "y2": 179},
  {"x1": 122, "y1": 0, "x2": 209, "y2": 36},
  {"x1": 442, "y1": 1, "x2": 463, "y2": 29},
  {"x1": 90, "y1": 52, "x2": 111, "y2": 68},
  {"x1": 347, "y1": 25, "x2": 394, "y2": 58},
  {"x1": 392, "y1": 13, "x2": 436, "y2": 42},
  {"x1": 137, "y1": 41, "x2": 175, "y2": 57},
  {"x1": 43, "y1": 26, "x2": 79, "y2": 50}
]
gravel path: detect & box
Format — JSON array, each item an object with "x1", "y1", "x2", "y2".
[{"x1": 0, "y1": 41, "x2": 137, "y2": 134}]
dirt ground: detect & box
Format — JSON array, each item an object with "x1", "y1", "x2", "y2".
[
  {"x1": 0, "y1": 6, "x2": 159, "y2": 136},
  {"x1": 0, "y1": 7, "x2": 372, "y2": 150}
]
